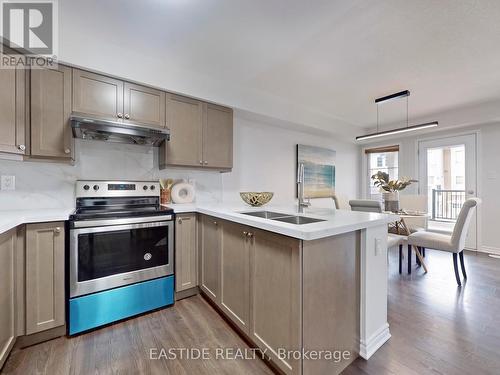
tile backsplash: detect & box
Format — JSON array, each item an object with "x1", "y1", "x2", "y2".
[{"x1": 0, "y1": 139, "x2": 222, "y2": 210}]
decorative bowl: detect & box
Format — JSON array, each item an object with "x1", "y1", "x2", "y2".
[{"x1": 240, "y1": 192, "x2": 274, "y2": 207}]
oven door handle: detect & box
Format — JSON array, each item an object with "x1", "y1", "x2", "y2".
[
  {"x1": 71, "y1": 220, "x2": 172, "y2": 235},
  {"x1": 72, "y1": 215, "x2": 173, "y2": 228}
]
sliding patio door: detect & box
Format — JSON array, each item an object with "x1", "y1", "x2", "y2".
[{"x1": 418, "y1": 133, "x2": 478, "y2": 250}]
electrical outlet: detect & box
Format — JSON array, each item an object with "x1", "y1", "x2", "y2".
[{"x1": 1, "y1": 175, "x2": 15, "y2": 191}]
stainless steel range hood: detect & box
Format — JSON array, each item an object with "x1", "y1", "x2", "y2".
[{"x1": 70, "y1": 114, "x2": 170, "y2": 146}]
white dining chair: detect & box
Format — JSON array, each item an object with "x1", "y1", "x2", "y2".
[
  {"x1": 349, "y1": 199, "x2": 407, "y2": 273},
  {"x1": 407, "y1": 198, "x2": 481, "y2": 286}
]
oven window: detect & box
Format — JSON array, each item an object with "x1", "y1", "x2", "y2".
[{"x1": 77, "y1": 225, "x2": 169, "y2": 282}]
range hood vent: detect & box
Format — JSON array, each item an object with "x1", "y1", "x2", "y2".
[{"x1": 70, "y1": 114, "x2": 170, "y2": 147}]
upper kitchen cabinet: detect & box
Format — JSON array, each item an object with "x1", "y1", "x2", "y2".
[
  {"x1": 73, "y1": 69, "x2": 166, "y2": 128},
  {"x1": 124, "y1": 82, "x2": 165, "y2": 128},
  {"x1": 30, "y1": 65, "x2": 73, "y2": 160},
  {"x1": 161, "y1": 94, "x2": 203, "y2": 168},
  {"x1": 72, "y1": 69, "x2": 124, "y2": 121},
  {"x1": 160, "y1": 97, "x2": 233, "y2": 171},
  {"x1": 0, "y1": 50, "x2": 27, "y2": 155},
  {"x1": 203, "y1": 104, "x2": 233, "y2": 170}
]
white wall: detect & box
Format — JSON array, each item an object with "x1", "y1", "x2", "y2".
[
  {"x1": 359, "y1": 123, "x2": 500, "y2": 253},
  {"x1": 223, "y1": 115, "x2": 360, "y2": 208},
  {"x1": 0, "y1": 114, "x2": 360, "y2": 212}
]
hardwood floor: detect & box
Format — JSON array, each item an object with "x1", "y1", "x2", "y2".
[
  {"x1": 2, "y1": 249, "x2": 500, "y2": 375},
  {"x1": 345, "y1": 249, "x2": 500, "y2": 375},
  {"x1": 2, "y1": 295, "x2": 274, "y2": 375}
]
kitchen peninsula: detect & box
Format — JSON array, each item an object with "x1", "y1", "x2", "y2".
[{"x1": 171, "y1": 203, "x2": 397, "y2": 375}]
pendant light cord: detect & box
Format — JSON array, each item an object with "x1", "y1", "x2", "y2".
[
  {"x1": 406, "y1": 95, "x2": 409, "y2": 128},
  {"x1": 377, "y1": 103, "x2": 379, "y2": 133}
]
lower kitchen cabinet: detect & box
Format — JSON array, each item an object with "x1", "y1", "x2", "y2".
[
  {"x1": 220, "y1": 221, "x2": 250, "y2": 334},
  {"x1": 0, "y1": 229, "x2": 17, "y2": 369},
  {"x1": 199, "y1": 215, "x2": 222, "y2": 303},
  {"x1": 175, "y1": 213, "x2": 198, "y2": 293},
  {"x1": 25, "y1": 222, "x2": 65, "y2": 335},
  {"x1": 198, "y1": 215, "x2": 301, "y2": 375},
  {"x1": 250, "y1": 228, "x2": 301, "y2": 374}
]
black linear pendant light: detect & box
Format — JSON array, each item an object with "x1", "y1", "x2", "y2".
[{"x1": 356, "y1": 90, "x2": 438, "y2": 141}]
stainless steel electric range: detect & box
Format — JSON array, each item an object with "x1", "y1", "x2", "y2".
[{"x1": 67, "y1": 180, "x2": 175, "y2": 335}]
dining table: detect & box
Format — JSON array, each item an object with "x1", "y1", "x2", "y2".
[{"x1": 388, "y1": 211, "x2": 429, "y2": 273}]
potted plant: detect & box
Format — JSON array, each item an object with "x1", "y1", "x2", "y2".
[{"x1": 371, "y1": 171, "x2": 418, "y2": 212}]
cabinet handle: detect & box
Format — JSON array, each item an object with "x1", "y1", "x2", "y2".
[
  {"x1": 199, "y1": 160, "x2": 203, "y2": 165},
  {"x1": 204, "y1": 161, "x2": 208, "y2": 165},
  {"x1": 213, "y1": 221, "x2": 218, "y2": 225},
  {"x1": 17, "y1": 144, "x2": 26, "y2": 151},
  {"x1": 243, "y1": 231, "x2": 248, "y2": 236},
  {"x1": 124, "y1": 114, "x2": 130, "y2": 119},
  {"x1": 54, "y1": 227, "x2": 61, "y2": 234},
  {"x1": 117, "y1": 113, "x2": 123, "y2": 118},
  {"x1": 247, "y1": 232, "x2": 254, "y2": 238},
  {"x1": 178, "y1": 219, "x2": 182, "y2": 224},
  {"x1": 64, "y1": 148, "x2": 71, "y2": 154}
]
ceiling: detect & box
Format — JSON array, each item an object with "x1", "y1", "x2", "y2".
[{"x1": 60, "y1": 0, "x2": 500, "y2": 135}]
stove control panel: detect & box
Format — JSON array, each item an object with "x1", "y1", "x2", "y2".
[{"x1": 76, "y1": 180, "x2": 161, "y2": 198}]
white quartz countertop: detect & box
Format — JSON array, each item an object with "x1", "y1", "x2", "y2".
[
  {"x1": 0, "y1": 208, "x2": 75, "y2": 235},
  {"x1": 0, "y1": 204, "x2": 399, "y2": 241},
  {"x1": 164, "y1": 203, "x2": 399, "y2": 240}
]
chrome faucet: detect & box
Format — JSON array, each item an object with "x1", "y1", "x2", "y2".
[{"x1": 297, "y1": 163, "x2": 311, "y2": 213}]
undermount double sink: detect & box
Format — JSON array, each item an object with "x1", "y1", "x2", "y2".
[{"x1": 240, "y1": 211, "x2": 325, "y2": 225}]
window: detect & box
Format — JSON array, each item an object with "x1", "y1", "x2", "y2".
[{"x1": 366, "y1": 145, "x2": 399, "y2": 199}]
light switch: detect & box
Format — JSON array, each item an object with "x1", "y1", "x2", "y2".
[
  {"x1": 375, "y1": 238, "x2": 382, "y2": 256},
  {"x1": 1, "y1": 175, "x2": 15, "y2": 190}
]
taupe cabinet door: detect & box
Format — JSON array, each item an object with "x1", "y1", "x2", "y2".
[
  {"x1": 30, "y1": 65, "x2": 73, "y2": 159},
  {"x1": 162, "y1": 94, "x2": 203, "y2": 167},
  {"x1": 25, "y1": 222, "x2": 65, "y2": 335},
  {"x1": 124, "y1": 82, "x2": 165, "y2": 128},
  {"x1": 199, "y1": 215, "x2": 221, "y2": 302},
  {"x1": 0, "y1": 53, "x2": 26, "y2": 155},
  {"x1": 250, "y1": 229, "x2": 301, "y2": 375},
  {"x1": 197, "y1": 215, "x2": 301, "y2": 374},
  {"x1": 175, "y1": 213, "x2": 198, "y2": 292},
  {"x1": 203, "y1": 104, "x2": 233, "y2": 169},
  {"x1": 72, "y1": 69, "x2": 124, "y2": 121},
  {"x1": 220, "y1": 221, "x2": 250, "y2": 334},
  {"x1": 160, "y1": 97, "x2": 233, "y2": 171},
  {"x1": 0, "y1": 229, "x2": 16, "y2": 369}
]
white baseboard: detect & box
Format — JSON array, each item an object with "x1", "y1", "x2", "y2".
[
  {"x1": 359, "y1": 323, "x2": 391, "y2": 360},
  {"x1": 479, "y1": 246, "x2": 500, "y2": 256}
]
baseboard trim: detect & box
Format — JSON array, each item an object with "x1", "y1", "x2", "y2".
[
  {"x1": 14, "y1": 325, "x2": 66, "y2": 349},
  {"x1": 175, "y1": 286, "x2": 199, "y2": 301},
  {"x1": 479, "y1": 246, "x2": 500, "y2": 256},
  {"x1": 359, "y1": 323, "x2": 391, "y2": 360}
]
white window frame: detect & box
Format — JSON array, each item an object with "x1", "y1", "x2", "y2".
[{"x1": 361, "y1": 143, "x2": 401, "y2": 199}]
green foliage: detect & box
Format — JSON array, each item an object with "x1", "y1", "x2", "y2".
[{"x1": 371, "y1": 171, "x2": 418, "y2": 192}]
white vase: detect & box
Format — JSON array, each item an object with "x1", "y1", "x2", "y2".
[{"x1": 383, "y1": 191, "x2": 400, "y2": 212}]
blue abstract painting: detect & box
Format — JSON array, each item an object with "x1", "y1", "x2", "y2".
[{"x1": 297, "y1": 144, "x2": 336, "y2": 198}]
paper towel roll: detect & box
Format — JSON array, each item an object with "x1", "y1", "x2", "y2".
[{"x1": 171, "y1": 182, "x2": 195, "y2": 204}]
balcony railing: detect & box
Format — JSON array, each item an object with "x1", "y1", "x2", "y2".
[{"x1": 432, "y1": 189, "x2": 466, "y2": 221}]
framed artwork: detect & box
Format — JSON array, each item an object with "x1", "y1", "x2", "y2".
[{"x1": 296, "y1": 144, "x2": 336, "y2": 198}]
